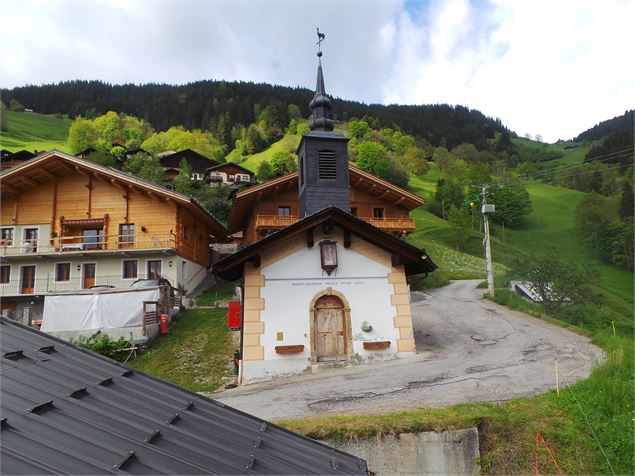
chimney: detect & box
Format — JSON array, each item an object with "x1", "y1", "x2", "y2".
[{"x1": 297, "y1": 46, "x2": 350, "y2": 217}]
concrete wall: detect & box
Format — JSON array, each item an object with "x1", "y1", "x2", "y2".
[{"x1": 323, "y1": 428, "x2": 480, "y2": 476}]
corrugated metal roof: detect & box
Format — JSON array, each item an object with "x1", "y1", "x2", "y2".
[{"x1": 0, "y1": 317, "x2": 368, "y2": 475}]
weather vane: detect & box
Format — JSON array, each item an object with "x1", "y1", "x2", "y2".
[{"x1": 316, "y1": 27, "x2": 325, "y2": 56}]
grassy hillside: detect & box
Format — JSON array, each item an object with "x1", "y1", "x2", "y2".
[
  {"x1": 240, "y1": 133, "x2": 301, "y2": 171},
  {"x1": 0, "y1": 110, "x2": 72, "y2": 152}
]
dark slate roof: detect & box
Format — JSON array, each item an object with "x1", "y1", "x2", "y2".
[
  {"x1": 205, "y1": 162, "x2": 255, "y2": 176},
  {"x1": 0, "y1": 316, "x2": 367, "y2": 475},
  {"x1": 214, "y1": 206, "x2": 437, "y2": 281},
  {"x1": 159, "y1": 149, "x2": 219, "y2": 172}
]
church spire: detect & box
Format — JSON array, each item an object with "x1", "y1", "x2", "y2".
[{"x1": 309, "y1": 29, "x2": 334, "y2": 132}]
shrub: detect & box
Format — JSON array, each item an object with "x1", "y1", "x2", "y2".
[{"x1": 70, "y1": 331, "x2": 133, "y2": 362}]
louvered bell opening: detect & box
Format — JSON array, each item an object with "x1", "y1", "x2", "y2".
[{"x1": 318, "y1": 150, "x2": 336, "y2": 180}]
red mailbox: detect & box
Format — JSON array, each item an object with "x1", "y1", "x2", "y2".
[{"x1": 228, "y1": 301, "x2": 241, "y2": 330}]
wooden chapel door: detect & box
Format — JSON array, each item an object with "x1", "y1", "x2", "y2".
[{"x1": 315, "y1": 295, "x2": 346, "y2": 362}]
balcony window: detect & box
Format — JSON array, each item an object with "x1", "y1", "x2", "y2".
[
  {"x1": 122, "y1": 260, "x2": 138, "y2": 279},
  {"x1": 0, "y1": 227, "x2": 14, "y2": 246},
  {"x1": 55, "y1": 263, "x2": 71, "y2": 282},
  {"x1": 119, "y1": 224, "x2": 135, "y2": 248},
  {"x1": 23, "y1": 228, "x2": 38, "y2": 253},
  {"x1": 373, "y1": 208, "x2": 385, "y2": 219},
  {"x1": 278, "y1": 206, "x2": 291, "y2": 217},
  {"x1": 0, "y1": 265, "x2": 10, "y2": 284},
  {"x1": 82, "y1": 229, "x2": 103, "y2": 250},
  {"x1": 350, "y1": 207, "x2": 358, "y2": 217}
]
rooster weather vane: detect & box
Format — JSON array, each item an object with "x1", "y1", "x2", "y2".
[{"x1": 316, "y1": 28, "x2": 325, "y2": 55}]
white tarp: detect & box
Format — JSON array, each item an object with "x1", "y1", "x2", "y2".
[{"x1": 41, "y1": 288, "x2": 161, "y2": 332}]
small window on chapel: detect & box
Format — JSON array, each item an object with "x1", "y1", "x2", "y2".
[{"x1": 373, "y1": 208, "x2": 384, "y2": 219}]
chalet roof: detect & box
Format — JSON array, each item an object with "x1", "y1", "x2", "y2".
[
  {"x1": 215, "y1": 206, "x2": 437, "y2": 281},
  {"x1": 205, "y1": 162, "x2": 255, "y2": 176},
  {"x1": 0, "y1": 150, "x2": 227, "y2": 238},
  {"x1": 0, "y1": 316, "x2": 368, "y2": 475},
  {"x1": 2, "y1": 150, "x2": 37, "y2": 162},
  {"x1": 159, "y1": 149, "x2": 219, "y2": 172},
  {"x1": 227, "y1": 165, "x2": 425, "y2": 233}
]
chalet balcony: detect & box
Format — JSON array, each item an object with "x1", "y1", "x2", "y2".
[
  {"x1": 0, "y1": 232, "x2": 177, "y2": 259},
  {"x1": 366, "y1": 217, "x2": 416, "y2": 233},
  {"x1": 254, "y1": 215, "x2": 416, "y2": 234}
]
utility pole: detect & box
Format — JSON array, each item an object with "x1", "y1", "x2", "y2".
[{"x1": 481, "y1": 185, "x2": 495, "y2": 296}]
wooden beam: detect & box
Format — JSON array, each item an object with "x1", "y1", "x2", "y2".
[
  {"x1": 73, "y1": 165, "x2": 90, "y2": 178},
  {"x1": 20, "y1": 176, "x2": 39, "y2": 187},
  {"x1": 51, "y1": 183, "x2": 58, "y2": 238},
  {"x1": 124, "y1": 190, "x2": 130, "y2": 223},
  {"x1": 39, "y1": 169, "x2": 57, "y2": 180},
  {"x1": 87, "y1": 176, "x2": 93, "y2": 217},
  {"x1": 1, "y1": 183, "x2": 19, "y2": 194},
  {"x1": 343, "y1": 230, "x2": 351, "y2": 248},
  {"x1": 393, "y1": 196, "x2": 405, "y2": 205},
  {"x1": 306, "y1": 228, "x2": 314, "y2": 248},
  {"x1": 379, "y1": 189, "x2": 391, "y2": 200},
  {"x1": 93, "y1": 173, "x2": 110, "y2": 185}
]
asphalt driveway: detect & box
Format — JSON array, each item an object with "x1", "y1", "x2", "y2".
[{"x1": 210, "y1": 280, "x2": 604, "y2": 420}]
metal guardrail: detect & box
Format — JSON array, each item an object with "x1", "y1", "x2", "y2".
[{"x1": 0, "y1": 274, "x2": 171, "y2": 296}]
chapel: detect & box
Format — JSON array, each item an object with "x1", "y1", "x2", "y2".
[{"x1": 214, "y1": 45, "x2": 436, "y2": 383}]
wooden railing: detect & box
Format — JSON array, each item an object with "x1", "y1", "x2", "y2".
[
  {"x1": 255, "y1": 214, "x2": 416, "y2": 233},
  {"x1": 367, "y1": 217, "x2": 416, "y2": 232},
  {"x1": 0, "y1": 231, "x2": 177, "y2": 257},
  {"x1": 255, "y1": 215, "x2": 299, "y2": 229}
]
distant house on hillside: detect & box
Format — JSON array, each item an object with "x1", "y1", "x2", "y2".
[
  {"x1": 204, "y1": 162, "x2": 255, "y2": 187},
  {"x1": 159, "y1": 149, "x2": 218, "y2": 181},
  {"x1": 1, "y1": 150, "x2": 37, "y2": 170}
]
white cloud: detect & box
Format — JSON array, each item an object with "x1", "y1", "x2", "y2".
[
  {"x1": 0, "y1": 0, "x2": 632, "y2": 142},
  {"x1": 381, "y1": 0, "x2": 635, "y2": 141}
]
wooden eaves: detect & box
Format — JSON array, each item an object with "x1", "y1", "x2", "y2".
[
  {"x1": 214, "y1": 206, "x2": 437, "y2": 282},
  {"x1": 226, "y1": 164, "x2": 425, "y2": 233},
  {"x1": 0, "y1": 150, "x2": 228, "y2": 238}
]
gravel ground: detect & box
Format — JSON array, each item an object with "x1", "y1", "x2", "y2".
[{"x1": 209, "y1": 280, "x2": 604, "y2": 420}]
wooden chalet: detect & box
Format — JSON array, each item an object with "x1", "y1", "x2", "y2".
[
  {"x1": 228, "y1": 165, "x2": 424, "y2": 245},
  {"x1": 204, "y1": 162, "x2": 255, "y2": 187},
  {"x1": 1, "y1": 150, "x2": 38, "y2": 170},
  {"x1": 159, "y1": 149, "x2": 218, "y2": 181},
  {"x1": 0, "y1": 150, "x2": 227, "y2": 320}
]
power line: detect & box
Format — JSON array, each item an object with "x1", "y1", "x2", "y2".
[
  {"x1": 528, "y1": 151, "x2": 634, "y2": 180},
  {"x1": 524, "y1": 163, "x2": 629, "y2": 183}
]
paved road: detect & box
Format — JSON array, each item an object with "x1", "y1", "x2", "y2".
[{"x1": 210, "y1": 280, "x2": 604, "y2": 420}]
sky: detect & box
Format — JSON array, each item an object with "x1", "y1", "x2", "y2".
[{"x1": 1, "y1": 0, "x2": 633, "y2": 143}]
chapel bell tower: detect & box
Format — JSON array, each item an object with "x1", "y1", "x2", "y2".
[{"x1": 297, "y1": 33, "x2": 350, "y2": 218}]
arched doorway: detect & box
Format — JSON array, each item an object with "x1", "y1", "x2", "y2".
[{"x1": 314, "y1": 295, "x2": 347, "y2": 362}]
